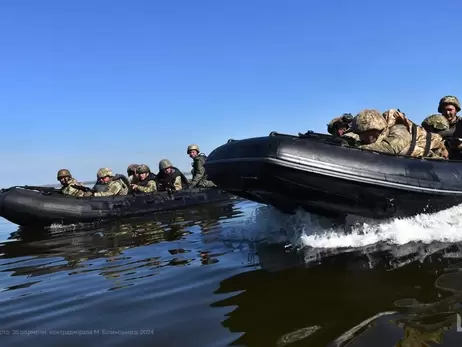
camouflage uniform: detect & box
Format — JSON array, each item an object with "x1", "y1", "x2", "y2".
[
  {"x1": 93, "y1": 168, "x2": 129, "y2": 197},
  {"x1": 62, "y1": 178, "x2": 87, "y2": 197},
  {"x1": 186, "y1": 144, "x2": 217, "y2": 188},
  {"x1": 352, "y1": 109, "x2": 447, "y2": 158},
  {"x1": 57, "y1": 169, "x2": 86, "y2": 197},
  {"x1": 132, "y1": 164, "x2": 157, "y2": 193}
]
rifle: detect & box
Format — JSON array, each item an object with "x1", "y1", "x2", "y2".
[{"x1": 70, "y1": 185, "x2": 95, "y2": 193}]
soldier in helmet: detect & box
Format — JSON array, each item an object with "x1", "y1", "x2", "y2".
[
  {"x1": 186, "y1": 144, "x2": 217, "y2": 188},
  {"x1": 126, "y1": 164, "x2": 139, "y2": 184},
  {"x1": 437, "y1": 96, "x2": 462, "y2": 158},
  {"x1": 156, "y1": 159, "x2": 189, "y2": 191},
  {"x1": 56, "y1": 169, "x2": 88, "y2": 197},
  {"x1": 327, "y1": 113, "x2": 360, "y2": 144},
  {"x1": 91, "y1": 168, "x2": 129, "y2": 197},
  {"x1": 351, "y1": 109, "x2": 447, "y2": 158},
  {"x1": 131, "y1": 164, "x2": 157, "y2": 193},
  {"x1": 438, "y1": 95, "x2": 461, "y2": 128}
]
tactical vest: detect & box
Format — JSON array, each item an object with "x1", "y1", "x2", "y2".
[
  {"x1": 92, "y1": 174, "x2": 132, "y2": 193},
  {"x1": 156, "y1": 167, "x2": 189, "y2": 190},
  {"x1": 136, "y1": 173, "x2": 157, "y2": 187}
]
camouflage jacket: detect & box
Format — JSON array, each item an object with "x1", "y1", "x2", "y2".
[
  {"x1": 93, "y1": 178, "x2": 129, "y2": 197},
  {"x1": 189, "y1": 154, "x2": 216, "y2": 188},
  {"x1": 133, "y1": 179, "x2": 157, "y2": 193},
  {"x1": 172, "y1": 175, "x2": 183, "y2": 190},
  {"x1": 62, "y1": 178, "x2": 86, "y2": 197},
  {"x1": 360, "y1": 109, "x2": 447, "y2": 158}
]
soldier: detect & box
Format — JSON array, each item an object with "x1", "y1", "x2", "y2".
[
  {"x1": 131, "y1": 164, "x2": 157, "y2": 193},
  {"x1": 127, "y1": 164, "x2": 139, "y2": 184},
  {"x1": 437, "y1": 96, "x2": 462, "y2": 158},
  {"x1": 327, "y1": 113, "x2": 360, "y2": 145},
  {"x1": 56, "y1": 169, "x2": 88, "y2": 197},
  {"x1": 186, "y1": 144, "x2": 217, "y2": 188},
  {"x1": 351, "y1": 109, "x2": 447, "y2": 158},
  {"x1": 438, "y1": 95, "x2": 461, "y2": 129},
  {"x1": 92, "y1": 168, "x2": 129, "y2": 197},
  {"x1": 156, "y1": 159, "x2": 189, "y2": 191}
]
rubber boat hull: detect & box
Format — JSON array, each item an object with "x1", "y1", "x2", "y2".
[
  {"x1": 204, "y1": 131, "x2": 462, "y2": 220},
  {"x1": 0, "y1": 187, "x2": 235, "y2": 227}
]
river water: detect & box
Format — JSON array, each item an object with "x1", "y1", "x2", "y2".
[{"x1": 1, "y1": 196, "x2": 462, "y2": 346}]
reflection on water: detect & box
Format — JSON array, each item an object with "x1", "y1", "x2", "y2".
[
  {"x1": 213, "y1": 242, "x2": 462, "y2": 347},
  {"x1": 1, "y1": 200, "x2": 462, "y2": 346}
]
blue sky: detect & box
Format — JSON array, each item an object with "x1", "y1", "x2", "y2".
[{"x1": 0, "y1": 0, "x2": 461, "y2": 187}]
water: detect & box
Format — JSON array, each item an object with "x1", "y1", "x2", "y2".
[{"x1": 2, "y1": 198, "x2": 462, "y2": 346}]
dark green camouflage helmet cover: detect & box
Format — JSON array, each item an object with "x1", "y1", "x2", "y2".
[
  {"x1": 136, "y1": 164, "x2": 151, "y2": 174},
  {"x1": 438, "y1": 95, "x2": 461, "y2": 113},
  {"x1": 159, "y1": 159, "x2": 173, "y2": 170},
  {"x1": 421, "y1": 114, "x2": 450, "y2": 131}
]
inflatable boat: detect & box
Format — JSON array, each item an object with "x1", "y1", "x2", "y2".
[
  {"x1": 204, "y1": 131, "x2": 462, "y2": 220},
  {"x1": 0, "y1": 185, "x2": 236, "y2": 227}
]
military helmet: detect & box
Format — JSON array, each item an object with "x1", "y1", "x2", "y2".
[
  {"x1": 136, "y1": 164, "x2": 151, "y2": 174},
  {"x1": 57, "y1": 169, "x2": 72, "y2": 179},
  {"x1": 438, "y1": 95, "x2": 461, "y2": 113},
  {"x1": 127, "y1": 164, "x2": 138, "y2": 174},
  {"x1": 97, "y1": 168, "x2": 114, "y2": 178},
  {"x1": 421, "y1": 114, "x2": 450, "y2": 131},
  {"x1": 327, "y1": 113, "x2": 353, "y2": 135},
  {"x1": 159, "y1": 159, "x2": 173, "y2": 170},
  {"x1": 187, "y1": 144, "x2": 200, "y2": 154},
  {"x1": 352, "y1": 109, "x2": 387, "y2": 133}
]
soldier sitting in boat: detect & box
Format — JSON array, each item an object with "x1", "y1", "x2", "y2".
[
  {"x1": 326, "y1": 113, "x2": 361, "y2": 145},
  {"x1": 131, "y1": 164, "x2": 157, "y2": 193},
  {"x1": 57, "y1": 169, "x2": 87, "y2": 197},
  {"x1": 90, "y1": 168, "x2": 129, "y2": 197},
  {"x1": 436, "y1": 96, "x2": 462, "y2": 159},
  {"x1": 156, "y1": 159, "x2": 189, "y2": 191},
  {"x1": 438, "y1": 95, "x2": 461, "y2": 130},
  {"x1": 186, "y1": 144, "x2": 217, "y2": 188},
  {"x1": 351, "y1": 108, "x2": 448, "y2": 159},
  {"x1": 126, "y1": 164, "x2": 139, "y2": 184}
]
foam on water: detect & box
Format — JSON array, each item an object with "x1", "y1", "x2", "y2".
[
  {"x1": 301, "y1": 204, "x2": 462, "y2": 249},
  {"x1": 229, "y1": 203, "x2": 462, "y2": 251}
]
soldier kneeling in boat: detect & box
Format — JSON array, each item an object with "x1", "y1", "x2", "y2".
[
  {"x1": 131, "y1": 164, "x2": 157, "y2": 193},
  {"x1": 57, "y1": 169, "x2": 87, "y2": 197},
  {"x1": 156, "y1": 159, "x2": 189, "y2": 191},
  {"x1": 326, "y1": 113, "x2": 361, "y2": 146},
  {"x1": 91, "y1": 168, "x2": 129, "y2": 196},
  {"x1": 351, "y1": 109, "x2": 448, "y2": 159},
  {"x1": 186, "y1": 144, "x2": 217, "y2": 188}
]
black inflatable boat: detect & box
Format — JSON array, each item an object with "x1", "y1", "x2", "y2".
[
  {"x1": 0, "y1": 186, "x2": 235, "y2": 227},
  {"x1": 204, "y1": 131, "x2": 462, "y2": 220}
]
